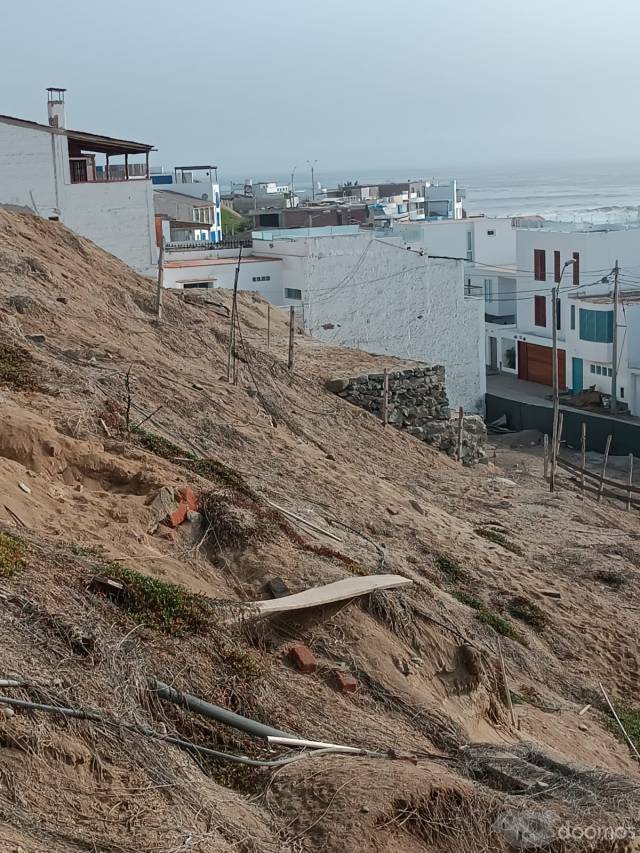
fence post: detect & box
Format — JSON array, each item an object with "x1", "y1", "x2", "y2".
[
  {"x1": 627, "y1": 454, "x2": 634, "y2": 511},
  {"x1": 598, "y1": 435, "x2": 613, "y2": 503},
  {"x1": 543, "y1": 434, "x2": 549, "y2": 482},
  {"x1": 156, "y1": 237, "x2": 165, "y2": 323},
  {"x1": 382, "y1": 369, "x2": 389, "y2": 426},
  {"x1": 267, "y1": 304, "x2": 271, "y2": 351},
  {"x1": 287, "y1": 305, "x2": 295, "y2": 370},
  {"x1": 580, "y1": 422, "x2": 587, "y2": 498},
  {"x1": 456, "y1": 407, "x2": 464, "y2": 462}
]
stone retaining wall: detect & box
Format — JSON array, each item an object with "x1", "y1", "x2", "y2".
[{"x1": 327, "y1": 366, "x2": 487, "y2": 464}]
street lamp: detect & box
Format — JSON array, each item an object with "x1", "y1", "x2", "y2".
[
  {"x1": 307, "y1": 159, "x2": 318, "y2": 201},
  {"x1": 550, "y1": 258, "x2": 576, "y2": 492}
]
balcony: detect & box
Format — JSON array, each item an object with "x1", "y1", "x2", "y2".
[{"x1": 67, "y1": 128, "x2": 153, "y2": 184}]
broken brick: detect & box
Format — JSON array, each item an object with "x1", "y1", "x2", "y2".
[
  {"x1": 289, "y1": 644, "x2": 316, "y2": 674},
  {"x1": 176, "y1": 486, "x2": 198, "y2": 512},
  {"x1": 167, "y1": 502, "x2": 188, "y2": 528},
  {"x1": 333, "y1": 670, "x2": 358, "y2": 694}
]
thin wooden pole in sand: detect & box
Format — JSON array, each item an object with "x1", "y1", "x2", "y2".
[
  {"x1": 287, "y1": 306, "x2": 295, "y2": 370},
  {"x1": 543, "y1": 434, "x2": 549, "y2": 482},
  {"x1": 267, "y1": 304, "x2": 271, "y2": 351},
  {"x1": 155, "y1": 237, "x2": 165, "y2": 323},
  {"x1": 456, "y1": 407, "x2": 464, "y2": 462},
  {"x1": 580, "y1": 422, "x2": 587, "y2": 498},
  {"x1": 627, "y1": 453, "x2": 634, "y2": 512},
  {"x1": 597, "y1": 435, "x2": 612, "y2": 503},
  {"x1": 382, "y1": 369, "x2": 389, "y2": 426},
  {"x1": 497, "y1": 636, "x2": 516, "y2": 727}
]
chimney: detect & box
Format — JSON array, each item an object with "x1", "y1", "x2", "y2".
[{"x1": 46, "y1": 87, "x2": 66, "y2": 128}]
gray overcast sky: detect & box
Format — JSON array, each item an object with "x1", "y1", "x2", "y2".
[{"x1": 2, "y1": 0, "x2": 640, "y2": 179}]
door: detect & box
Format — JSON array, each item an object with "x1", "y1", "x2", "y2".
[
  {"x1": 572, "y1": 357, "x2": 584, "y2": 393},
  {"x1": 518, "y1": 342, "x2": 566, "y2": 389},
  {"x1": 489, "y1": 337, "x2": 498, "y2": 370}
]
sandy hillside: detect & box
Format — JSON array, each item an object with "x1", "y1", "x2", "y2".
[{"x1": 0, "y1": 208, "x2": 640, "y2": 852}]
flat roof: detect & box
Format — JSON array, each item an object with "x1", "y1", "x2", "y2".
[
  {"x1": 164, "y1": 256, "x2": 281, "y2": 268},
  {"x1": 0, "y1": 113, "x2": 153, "y2": 155},
  {"x1": 154, "y1": 189, "x2": 214, "y2": 206}
]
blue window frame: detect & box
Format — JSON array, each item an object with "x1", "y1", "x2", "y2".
[{"x1": 579, "y1": 309, "x2": 613, "y2": 343}]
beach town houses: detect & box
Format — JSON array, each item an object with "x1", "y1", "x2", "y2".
[
  {"x1": 486, "y1": 221, "x2": 640, "y2": 415},
  {"x1": 0, "y1": 89, "x2": 157, "y2": 273}
]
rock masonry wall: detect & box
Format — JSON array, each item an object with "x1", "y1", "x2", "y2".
[{"x1": 327, "y1": 366, "x2": 487, "y2": 464}]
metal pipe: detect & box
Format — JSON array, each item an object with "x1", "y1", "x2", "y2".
[
  {"x1": 149, "y1": 679, "x2": 294, "y2": 740},
  {"x1": 0, "y1": 694, "x2": 309, "y2": 767}
]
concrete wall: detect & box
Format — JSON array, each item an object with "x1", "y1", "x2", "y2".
[
  {"x1": 0, "y1": 122, "x2": 63, "y2": 218},
  {"x1": 394, "y1": 217, "x2": 516, "y2": 266},
  {"x1": 256, "y1": 231, "x2": 486, "y2": 412},
  {"x1": 63, "y1": 179, "x2": 157, "y2": 274}
]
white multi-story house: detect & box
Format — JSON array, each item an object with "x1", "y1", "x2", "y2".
[
  {"x1": 0, "y1": 89, "x2": 157, "y2": 272},
  {"x1": 151, "y1": 166, "x2": 222, "y2": 243},
  {"x1": 486, "y1": 221, "x2": 640, "y2": 414}
]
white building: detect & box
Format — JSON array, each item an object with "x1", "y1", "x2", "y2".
[
  {"x1": 252, "y1": 226, "x2": 485, "y2": 412},
  {"x1": 151, "y1": 166, "x2": 222, "y2": 242},
  {"x1": 162, "y1": 245, "x2": 290, "y2": 306},
  {"x1": 0, "y1": 89, "x2": 157, "y2": 273},
  {"x1": 480, "y1": 220, "x2": 640, "y2": 414}
]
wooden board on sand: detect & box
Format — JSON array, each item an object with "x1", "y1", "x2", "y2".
[{"x1": 248, "y1": 574, "x2": 412, "y2": 620}]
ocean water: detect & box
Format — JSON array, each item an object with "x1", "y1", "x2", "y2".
[{"x1": 235, "y1": 158, "x2": 640, "y2": 226}]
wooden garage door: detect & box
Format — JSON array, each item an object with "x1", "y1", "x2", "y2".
[{"x1": 518, "y1": 342, "x2": 566, "y2": 389}]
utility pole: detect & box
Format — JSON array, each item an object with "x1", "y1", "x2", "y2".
[
  {"x1": 290, "y1": 166, "x2": 296, "y2": 209},
  {"x1": 307, "y1": 159, "x2": 318, "y2": 201},
  {"x1": 226, "y1": 246, "x2": 242, "y2": 382},
  {"x1": 549, "y1": 257, "x2": 576, "y2": 492},
  {"x1": 611, "y1": 259, "x2": 620, "y2": 414},
  {"x1": 550, "y1": 284, "x2": 559, "y2": 492}
]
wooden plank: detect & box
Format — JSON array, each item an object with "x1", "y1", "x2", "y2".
[
  {"x1": 247, "y1": 574, "x2": 413, "y2": 620},
  {"x1": 555, "y1": 457, "x2": 640, "y2": 495}
]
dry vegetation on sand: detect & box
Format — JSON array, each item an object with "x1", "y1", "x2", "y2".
[{"x1": 0, "y1": 208, "x2": 640, "y2": 851}]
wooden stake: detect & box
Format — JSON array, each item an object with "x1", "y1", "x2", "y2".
[
  {"x1": 599, "y1": 682, "x2": 640, "y2": 761},
  {"x1": 226, "y1": 247, "x2": 242, "y2": 382},
  {"x1": 156, "y1": 237, "x2": 165, "y2": 322},
  {"x1": 382, "y1": 369, "x2": 389, "y2": 426},
  {"x1": 555, "y1": 412, "x2": 564, "y2": 459},
  {"x1": 543, "y1": 434, "x2": 549, "y2": 482},
  {"x1": 497, "y1": 636, "x2": 516, "y2": 727},
  {"x1": 267, "y1": 303, "x2": 271, "y2": 351},
  {"x1": 287, "y1": 305, "x2": 295, "y2": 370},
  {"x1": 456, "y1": 406, "x2": 464, "y2": 462},
  {"x1": 580, "y1": 422, "x2": 587, "y2": 498},
  {"x1": 597, "y1": 434, "x2": 613, "y2": 502},
  {"x1": 627, "y1": 453, "x2": 634, "y2": 511}
]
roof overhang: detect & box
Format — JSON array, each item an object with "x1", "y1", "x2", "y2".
[{"x1": 66, "y1": 129, "x2": 153, "y2": 155}]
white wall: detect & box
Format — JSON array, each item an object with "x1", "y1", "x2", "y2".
[
  {"x1": 256, "y1": 232, "x2": 485, "y2": 412},
  {"x1": 62, "y1": 179, "x2": 157, "y2": 274},
  {"x1": 392, "y1": 217, "x2": 516, "y2": 267},
  {"x1": 0, "y1": 121, "x2": 64, "y2": 218},
  {"x1": 163, "y1": 253, "x2": 285, "y2": 303}
]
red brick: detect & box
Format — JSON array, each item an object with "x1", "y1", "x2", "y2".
[
  {"x1": 167, "y1": 502, "x2": 188, "y2": 528},
  {"x1": 289, "y1": 644, "x2": 316, "y2": 674},
  {"x1": 333, "y1": 670, "x2": 358, "y2": 694},
  {"x1": 176, "y1": 486, "x2": 198, "y2": 512}
]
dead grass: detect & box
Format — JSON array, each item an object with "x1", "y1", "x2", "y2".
[
  {"x1": 474, "y1": 526, "x2": 523, "y2": 556},
  {"x1": 451, "y1": 590, "x2": 527, "y2": 645},
  {"x1": 507, "y1": 595, "x2": 548, "y2": 631},
  {"x1": 0, "y1": 338, "x2": 42, "y2": 391}
]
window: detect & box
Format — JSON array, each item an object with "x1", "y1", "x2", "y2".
[
  {"x1": 252, "y1": 275, "x2": 271, "y2": 282},
  {"x1": 284, "y1": 288, "x2": 302, "y2": 299},
  {"x1": 572, "y1": 251, "x2": 580, "y2": 285},
  {"x1": 184, "y1": 281, "x2": 214, "y2": 289},
  {"x1": 555, "y1": 298, "x2": 562, "y2": 330},
  {"x1": 621, "y1": 387, "x2": 625, "y2": 398},
  {"x1": 484, "y1": 279, "x2": 494, "y2": 301},
  {"x1": 534, "y1": 294, "x2": 546, "y2": 327},
  {"x1": 579, "y1": 309, "x2": 613, "y2": 342},
  {"x1": 534, "y1": 249, "x2": 546, "y2": 281},
  {"x1": 607, "y1": 368, "x2": 613, "y2": 377},
  {"x1": 554, "y1": 250, "x2": 561, "y2": 283},
  {"x1": 570, "y1": 304, "x2": 576, "y2": 330},
  {"x1": 590, "y1": 364, "x2": 596, "y2": 374},
  {"x1": 466, "y1": 231, "x2": 473, "y2": 261},
  {"x1": 487, "y1": 229, "x2": 495, "y2": 236}
]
